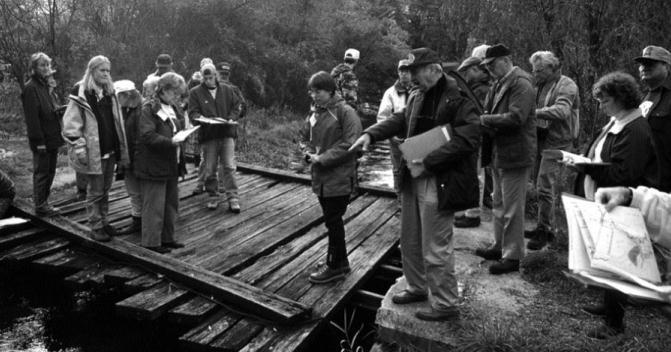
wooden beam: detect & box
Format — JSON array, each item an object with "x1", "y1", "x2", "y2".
[
  {"x1": 236, "y1": 162, "x2": 396, "y2": 197},
  {"x1": 11, "y1": 199, "x2": 312, "y2": 324}
]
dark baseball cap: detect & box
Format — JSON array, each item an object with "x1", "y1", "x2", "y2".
[
  {"x1": 481, "y1": 44, "x2": 511, "y2": 65},
  {"x1": 634, "y1": 45, "x2": 671, "y2": 66},
  {"x1": 156, "y1": 54, "x2": 172, "y2": 67},
  {"x1": 406, "y1": 48, "x2": 441, "y2": 69},
  {"x1": 216, "y1": 61, "x2": 231, "y2": 72}
]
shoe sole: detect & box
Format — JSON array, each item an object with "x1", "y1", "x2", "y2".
[
  {"x1": 308, "y1": 273, "x2": 346, "y2": 284},
  {"x1": 392, "y1": 297, "x2": 428, "y2": 305}
]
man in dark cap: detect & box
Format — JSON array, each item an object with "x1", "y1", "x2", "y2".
[
  {"x1": 146, "y1": 53, "x2": 173, "y2": 80},
  {"x1": 474, "y1": 44, "x2": 536, "y2": 275},
  {"x1": 454, "y1": 55, "x2": 494, "y2": 228},
  {"x1": 635, "y1": 45, "x2": 671, "y2": 192},
  {"x1": 351, "y1": 48, "x2": 481, "y2": 321}
]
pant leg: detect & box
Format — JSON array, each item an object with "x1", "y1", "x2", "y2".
[
  {"x1": 416, "y1": 176, "x2": 458, "y2": 310},
  {"x1": 491, "y1": 167, "x2": 504, "y2": 250},
  {"x1": 86, "y1": 158, "x2": 114, "y2": 230},
  {"x1": 603, "y1": 289, "x2": 627, "y2": 329},
  {"x1": 220, "y1": 137, "x2": 239, "y2": 200},
  {"x1": 389, "y1": 138, "x2": 403, "y2": 196},
  {"x1": 32, "y1": 150, "x2": 57, "y2": 209},
  {"x1": 201, "y1": 139, "x2": 220, "y2": 195},
  {"x1": 318, "y1": 195, "x2": 350, "y2": 268},
  {"x1": 140, "y1": 179, "x2": 167, "y2": 247},
  {"x1": 196, "y1": 145, "x2": 206, "y2": 189},
  {"x1": 497, "y1": 167, "x2": 529, "y2": 260},
  {"x1": 76, "y1": 172, "x2": 88, "y2": 195},
  {"x1": 482, "y1": 166, "x2": 493, "y2": 208},
  {"x1": 124, "y1": 171, "x2": 142, "y2": 217},
  {"x1": 400, "y1": 178, "x2": 427, "y2": 295},
  {"x1": 161, "y1": 177, "x2": 179, "y2": 244},
  {"x1": 536, "y1": 154, "x2": 561, "y2": 231}
]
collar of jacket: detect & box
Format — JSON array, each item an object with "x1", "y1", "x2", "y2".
[
  {"x1": 313, "y1": 95, "x2": 345, "y2": 112},
  {"x1": 394, "y1": 80, "x2": 410, "y2": 94},
  {"x1": 536, "y1": 71, "x2": 561, "y2": 88},
  {"x1": 29, "y1": 74, "x2": 48, "y2": 87}
]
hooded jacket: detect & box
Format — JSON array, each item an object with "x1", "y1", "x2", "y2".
[
  {"x1": 21, "y1": 75, "x2": 65, "y2": 151},
  {"x1": 61, "y1": 84, "x2": 129, "y2": 175}
]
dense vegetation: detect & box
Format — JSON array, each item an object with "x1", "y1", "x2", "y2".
[{"x1": 2, "y1": 0, "x2": 671, "y2": 142}]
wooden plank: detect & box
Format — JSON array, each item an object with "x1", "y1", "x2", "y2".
[
  {"x1": 65, "y1": 263, "x2": 118, "y2": 287},
  {"x1": 352, "y1": 289, "x2": 385, "y2": 311},
  {"x1": 0, "y1": 237, "x2": 70, "y2": 262},
  {"x1": 167, "y1": 295, "x2": 219, "y2": 325},
  {"x1": 12, "y1": 199, "x2": 311, "y2": 324},
  {"x1": 116, "y1": 282, "x2": 190, "y2": 320},
  {"x1": 179, "y1": 310, "x2": 240, "y2": 350},
  {"x1": 0, "y1": 227, "x2": 45, "y2": 250},
  {"x1": 237, "y1": 162, "x2": 395, "y2": 197},
  {"x1": 31, "y1": 248, "x2": 99, "y2": 273},
  {"x1": 124, "y1": 273, "x2": 163, "y2": 293},
  {"x1": 103, "y1": 266, "x2": 146, "y2": 286},
  {"x1": 209, "y1": 320, "x2": 263, "y2": 351}
]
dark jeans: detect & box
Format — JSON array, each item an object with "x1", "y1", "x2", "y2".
[
  {"x1": 603, "y1": 289, "x2": 627, "y2": 329},
  {"x1": 482, "y1": 166, "x2": 493, "y2": 208},
  {"x1": 32, "y1": 150, "x2": 58, "y2": 209},
  {"x1": 318, "y1": 195, "x2": 350, "y2": 269}
]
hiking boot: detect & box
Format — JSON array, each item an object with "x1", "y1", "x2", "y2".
[
  {"x1": 474, "y1": 247, "x2": 502, "y2": 260},
  {"x1": 309, "y1": 265, "x2": 349, "y2": 284},
  {"x1": 162, "y1": 241, "x2": 185, "y2": 249},
  {"x1": 229, "y1": 198, "x2": 241, "y2": 214},
  {"x1": 36, "y1": 204, "x2": 61, "y2": 217},
  {"x1": 90, "y1": 229, "x2": 111, "y2": 242},
  {"x1": 581, "y1": 303, "x2": 607, "y2": 317},
  {"x1": 454, "y1": 216, "x2": 481, "y2": 228},
  {"x1": 144, "y1": 246, "x2": 171, "y2": 254},
  {"x1": 391, "y1": 290, "x2": 427, "y2": 305},
  {"x1": 489, "y1": 259, "x2": 520, "y2": 275},
  {"x1": 586, "y1": 324, "x2": 624, "y2": 340},
  {"x1": 103, "y1": 224, "x2": 118, "y2": 237},
  {"x1": 527, "y1": 229, "x2": 554, "y2": 250},
  {"x1": 415, "y1": 307, "x2": 460, "y2": 321}
]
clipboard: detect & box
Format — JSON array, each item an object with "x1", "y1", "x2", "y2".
[{"x1": 399, "y1": 125, "x2": 452, "y2": 177}]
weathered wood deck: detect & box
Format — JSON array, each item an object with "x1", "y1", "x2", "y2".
[{"x1": 2, "y1": 163, "x2": 400, "y2": 351}]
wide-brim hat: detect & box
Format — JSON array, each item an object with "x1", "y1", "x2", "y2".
[
  {"x1": 457, "y1": 56, "x2": 482, "y2": 72},
  {"x1": 481, "y1": 44, "x2": 511, "y2": 65}
]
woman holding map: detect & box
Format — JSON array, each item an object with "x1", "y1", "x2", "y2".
[{"x1": 573, "y1": 72, "x2": 658, "y2": 200}]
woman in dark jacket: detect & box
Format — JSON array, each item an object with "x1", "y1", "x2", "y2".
[
  {"x1": 135, "y1": 72, "x2": 187, "y2": 253},
  {"x1": 574, "y1": 72, "x2": 659, "y2": 339},
  {"x1": 575, "y1": 72, "x2": 658, "y2": 200},
  {"x1": 302, "y1": 71, "x2": 362, "y2": 284},
  {"x1": 21, "y1": 52, "x2": 64, "y2": 216}
]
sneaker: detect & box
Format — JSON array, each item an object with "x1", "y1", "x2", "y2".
[
  {"x1": 586, "y1": 324, "x2": 624, "y2": 340},
  {"x1": 309, "y1": 265, "x2": 349, "y2": 284},
  {"x1": 103, "y1": 224, "x2": 118, "y2": 237},
  {"x1": 207, "y1": 200, "x2": 219, "y2": 210},
  {"x1": 391, "y1": 290, "x2": 428, "y2": 304},
  {"x1": 90, "y1": 229, "x2": 111, "y2": 242},
  {"x1": 229, "y1": 199, "x2": 241, "y2": 214},
  {"x1": 162, "y1": 241, "x2": 185, "y2": 249},
  {"x1": 474, "y1": 247, "x2": 502, "y2": 260},
  {"x1": 489, "y1": 259, "x2": 519, "y2": 275},
  {"x1": 36, "y1": 205, "x2": 61, "y2": 217},
  {"x1": 144, "y1": 246, "x2": 171, "y2": 254},
  {"x1": 415, "y1": 307, "x2": 460, "y2": 321},
  {"x1": 454, "y1": 216, "x2": 480, "y2": 228}
]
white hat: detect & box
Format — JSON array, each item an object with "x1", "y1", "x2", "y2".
[
  {"x1": 471, "y1": 44, "x2": 491, "y2": 60},
  {"x1": 200, "y1": 63, "x2": 217, "y2": 74},
  {"x1": 344, "y1": 48, "x2": 360, "y2": 61},
  {"x1": 200, "y1": 57, "x2": 214, "y2": 68},
  {"x1": 114, "y1": 79, "x2": 136, "y2": 93}
]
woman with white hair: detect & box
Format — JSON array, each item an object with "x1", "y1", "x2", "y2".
[
  {"x1": 21, "y1": 52, "x2": 64, "y2": 216},
  {"x1": 135, "y1": 72, "x2": 187, "y2": 253},
  {"x1": 62, "y1": 55, "x2": 129, "y2": 242}
]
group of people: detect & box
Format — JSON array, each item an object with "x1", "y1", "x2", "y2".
[
  {"x1": 19, "y1": 52, "x2": 245, "y2": 253},
  {"x1": 12, "y1": 42, "x2": 671, "y2": 335}
]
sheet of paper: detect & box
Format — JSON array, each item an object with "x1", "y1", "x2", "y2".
[
  {"x1": 195, "y1": 116, "x2": 238, "y2": 125},
  {"x1": 0, "y1": 217, "x2": 29, "y2": 228},
  {"x1": 172, "y1": 126, "x2": 200, "y2": 143}
]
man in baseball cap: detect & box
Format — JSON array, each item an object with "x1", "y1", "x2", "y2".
[
  {"x1": 636, "y1": 45, "x2": 671, "y2": 191},
  {"x1": 331, "y1": 49, "x2": 360, "y2": 108},
  {"x1": 147, "y1": 53, "x2": 174, "y2": 80},
  {"x1": 350, "y1": 47, "x2": 481, "y2": 321}
]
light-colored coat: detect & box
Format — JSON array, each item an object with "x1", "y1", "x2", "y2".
[{"x1": 61, "y1": 84, "x2": 129, "y2": 174}]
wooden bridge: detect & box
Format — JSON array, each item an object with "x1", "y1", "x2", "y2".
[{"x1": 1, "y1": 161, "x2": 401, "y2": 351}]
